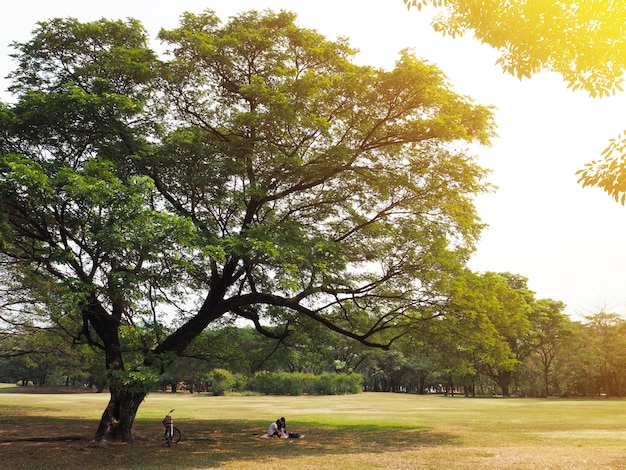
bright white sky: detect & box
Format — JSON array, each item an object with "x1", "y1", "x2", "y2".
[{"x1": 3, "y1": 0, "x2": 626, "y2": 320}]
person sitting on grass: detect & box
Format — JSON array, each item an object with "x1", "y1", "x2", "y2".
[
  {"x1": 278, "y1": 417, "x2": 304, "y2": 439},
  {"x1": 267, "y1": 419, "x2": 281, "y2": 437},
  {"x1": 258, "y1": 418, "x2": 305, "y2": 438}
]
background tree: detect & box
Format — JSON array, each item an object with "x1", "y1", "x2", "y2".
[
  {"x1": 442, "y1": 271, "x2": 534, "y2": 396},
  {"x1": 583, "y1": 311, "x2": 626, "y2": 397},
  {"x1": 183, "y1": 325, "x2": 282, "y2": 375},
  {"x1": 0, "y1": 10, "x2": 494, "y2": 441},
  {"x1": 523, "y1": 298, "x2": 572, "y2": 397},
  {"x1": 403, "y1": 0, "x2": 626, "y2": 204},
  {"x1": 383, "y1": 331, "x2": 439, "y2": 394},
  {"x1": 556, "y1": 321, "x2": 601, "y2": 396}
]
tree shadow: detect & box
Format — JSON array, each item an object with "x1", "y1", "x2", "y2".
[
  {"x1": 0, "y1": 417, "x2": 95, "y2": 443},
  {"x1": 150, "y1": 418, "x2": 460, "y2": 467},
  {"x1": 0, "y1": 417, "x2": 459, "y2": 469}
]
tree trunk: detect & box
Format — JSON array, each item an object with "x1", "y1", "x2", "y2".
[
  {"x1": 612, "y1": 370, "x2": 621, "y2": 398},
  {"x1": 95, "y1": 385, "x2": 147, "y2": 442},
  {"x1": 496, "y1": 370, "x2": 512, "y2": 397},
  {"x1": 543, "y1": 363, "x2": 550, "y2": 398},
  {"x1": 83, "y1": 294, "x2": 147, "y2": 442},
  {"x1": 418, "y1": 375, "x2": 426, "y2": 395}
]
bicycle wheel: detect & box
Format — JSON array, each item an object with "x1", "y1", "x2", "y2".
[
  {"x1": 164, "y1": 428, "x2": 172, "y2": 447},
  {"x1": 172, "y1": 426, "x2": 181, "y2": 443}
]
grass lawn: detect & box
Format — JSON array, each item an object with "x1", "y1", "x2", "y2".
[{"x1": 2, "y1": 385, "x2": 626, "y2": 469}]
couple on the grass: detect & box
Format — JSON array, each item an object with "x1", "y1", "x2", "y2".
[{"x1": 265, "y1": 417, "x2": 304, "y2": 439}]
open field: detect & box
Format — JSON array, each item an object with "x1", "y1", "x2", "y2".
[{"x1": 2, "y1": 385, "x2": 626, "y2": 469}]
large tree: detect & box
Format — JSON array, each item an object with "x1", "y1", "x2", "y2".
[
  {"x1": 0, "y1": 10, "x2": 494, "y2": 441},
  {"x1": 583, "y1": 312, "x2": 626, "y2": 397},
  {"x1": 524, "y1": 298, "x2": 571, "y2": 397},
  {"x1": 403, "y1": 0, "x2": 626, "y2": 203},
  {"x1": 442, "y1": 271, "x2": 534, "y2": 396}
]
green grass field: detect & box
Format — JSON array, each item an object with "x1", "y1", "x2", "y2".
[{"x1": 1, "y1": 385, "x2": 626, "y2": 469}]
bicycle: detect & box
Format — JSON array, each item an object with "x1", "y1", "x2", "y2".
[{"x1": 162, "y1": 409, "x2": 181, "y2": 446}]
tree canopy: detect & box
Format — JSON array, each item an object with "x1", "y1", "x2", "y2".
[
  {"x1": 403, "y1": 0, "x2": 626, "y2": 203},
  {"x1": 404, "y1": 0, "x2": 626, "y2": 96},
  {"x1": 0, "y1": 9, "x2": 494, "y2": 440}
]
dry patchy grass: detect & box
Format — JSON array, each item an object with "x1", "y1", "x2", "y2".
[{"x1": 2, "y1": 386, "x2": 626, "y2": 469}]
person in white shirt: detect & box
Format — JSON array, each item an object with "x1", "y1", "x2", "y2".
[
  {"x1": 259, "y1": 417, "x2": 305, "y2": 438},
  {"x1": 267, "y1": 419, "x2": 281, "y2": 437}
]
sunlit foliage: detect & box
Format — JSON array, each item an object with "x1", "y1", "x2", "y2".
[{"x1": 404, "y1": 0, "x2": 626, "y2": 203}]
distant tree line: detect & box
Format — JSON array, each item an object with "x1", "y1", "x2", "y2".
[{"x1": 2, "y1": 271, "x2": 626, "y2": 398}]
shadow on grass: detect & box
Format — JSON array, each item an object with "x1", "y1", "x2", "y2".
[
  {"x1": 0, "y1": 416, "x2": 95, "y2": 443},
  {"x1": 134, "y1": 419, "x2": 459, "y2": 468},
  {"x1": 0, "y1": 416, "x2": 459, "y2": 469}
]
